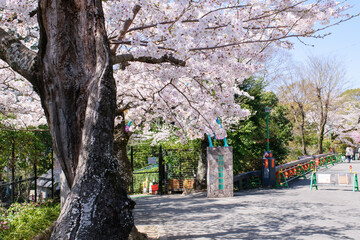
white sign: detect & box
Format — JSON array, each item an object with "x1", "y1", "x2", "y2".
[
  {"x1": 317, "y1": 174, "x2": 331, "y2": 184},
  {"x1": 148, "y1": 157, "x2": 157, "y2": 164}
]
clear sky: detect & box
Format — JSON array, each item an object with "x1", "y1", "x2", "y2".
[{"x1": 290, "y1": 0, "x2": 360, "y2": 90}]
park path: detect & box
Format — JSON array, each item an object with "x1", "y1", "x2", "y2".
[{"x1": 133, "y1": 160, "x2": 360, "y2": 240}]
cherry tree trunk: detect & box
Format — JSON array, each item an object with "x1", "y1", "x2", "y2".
[
  {"x1": 318, "y1": 120, "x2": 325, "y2": 154},
  {"x1": 195, "y1": 134, "x2": 208, "y2": 190},
  {"x1": 35, "y1": 0, "x2": 134, "y2": 239},
  {"x1": 113, "y1": 116, "x2": 133, "y2": 192},
  {"x1": 300, "y1": 114, "x2": 308, "y2": 155}
]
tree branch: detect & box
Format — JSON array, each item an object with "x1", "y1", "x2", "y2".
[
  {"x1": 112, "y1": 53, "x2": 186, "y2": 69},
  {"x1": 200, "y1": 4, "x2": 250, "y2": 19},
  {"x1": 110, "y1": 4, "x2": 141, "y2": 54},
  {"x1": 124, "y1": 2, "x2": 301, "y2": 34},
  {"x1": 0, "y1": 27, "x2": 38, "y2": 86},
  {"x1": 29, "y1": 8, "x2": 38, "y2": 18}
]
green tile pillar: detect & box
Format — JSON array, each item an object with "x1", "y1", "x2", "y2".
[{"x1": 207, "y1": 147, "x2": 233, "y2": 198}]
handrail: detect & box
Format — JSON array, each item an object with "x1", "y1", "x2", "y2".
[
  {"x1": 0, "y1": 177, "x2": 36, "y2": 187},
  {"x1": 275, "y1": 156, "x2": 314, "y2": 172},
  {"x1": 233, "y1": 170, "x2": 261, "y2": 190},
  {"x1": 276, "y1": 153, "x2": 343, "y2": 187},
  {"x1": 233, "y1": 152, "x2": 344, "y2": 190}
]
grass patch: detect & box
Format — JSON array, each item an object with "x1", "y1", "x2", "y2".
[{"x1": 0, "y1": 200, "x2": 60, "y2": 240}]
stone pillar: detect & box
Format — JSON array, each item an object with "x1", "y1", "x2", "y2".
[{"x1": 207, "y1": 147, "x2": 233, "y2": 198}]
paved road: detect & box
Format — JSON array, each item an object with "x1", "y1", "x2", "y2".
[{"x1": 133, "y1": 160, "x2": 360, "y2": 239}]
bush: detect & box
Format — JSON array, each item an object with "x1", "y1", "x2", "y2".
[{"x1": 0, "y1": 200, "x2": 60, "y2": 240}]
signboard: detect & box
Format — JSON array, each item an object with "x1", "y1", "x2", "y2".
[
  {"x1": 338, "y1": 175, "x2": 350, "y2": 185},
  {"x1": 148, "y1": 157, "x2": 157, "y2": 164},
  {"x1": 317, "y1": 174, "x2": 331, "y2": 184},
  {"x1": 316, "y1": 172, "x2": 354, "y2": 185}
]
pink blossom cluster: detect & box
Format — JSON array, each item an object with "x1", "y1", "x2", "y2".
[
  {"x1": 0, "y1": 0, "x2": 352, "y2": 141},
  {"x1": 0, "y1": 63, "x2": 46, "y2": 128}
]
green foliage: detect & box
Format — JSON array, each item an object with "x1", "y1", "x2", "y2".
[
  {"x1": 339, "y1": 88, "x2": 360, "y2": 101},
  {"x1": 163, "y1": 140, "x2": 200, "y2": 178},
  {"x1": 0, "y1": 126, "x2": 52, "y2": 176},
  {"x1": 228, "y1": 77, "x2": 293, "y2": 174},
  {"x1": 129, "y1": 143, "x2": 160, "y2": 171},
  {"x1": 0, "y1": 200, "x2": 60, "y2": 240},
  {"x1": 0, "y1": 123, "x2": 52, "y2": 202}
]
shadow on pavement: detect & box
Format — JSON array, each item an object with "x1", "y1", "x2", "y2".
[{"x1": 134, "y1": 162, "x2": 360, "y2": 239}]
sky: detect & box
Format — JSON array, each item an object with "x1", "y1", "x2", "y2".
[{"x1": 290, "y1": 0, "x2": 360, "y2": 90}]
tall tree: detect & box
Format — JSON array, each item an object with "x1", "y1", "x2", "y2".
[
  {"x1": 304, "y1": 56, "x2": 345, "y2": 153},
  {"x1": 328, "y1": 88, "x2": 360, "y2": 147},
  {"x1": 0, "y1": 1, "x2": 357, "y2": 238},
  {"x1": 228, "y1": 77, "x2": 293, "y2": 173},
  {"x1": 1, "y1": 1, "x2": 134, "y2": 239},
  {"x1": 279, "y1": 71, "x2": 312, "y2": 155}
]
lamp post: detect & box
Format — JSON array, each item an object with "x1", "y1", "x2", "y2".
[{"x1": 265, "y1": 107, "x2": 271, "y2": 152}]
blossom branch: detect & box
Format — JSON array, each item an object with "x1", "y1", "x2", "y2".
[
  {"x1": 112, "y1": 53, "x2": 186, "y2": 69},
  {"x1": 110, "y1": 4, "x2": 141, "y2": 54},
  {"x1": 0, "y1": 27, "x2": 38, "y2": 86}
]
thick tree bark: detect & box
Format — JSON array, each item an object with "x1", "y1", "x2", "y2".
[
  {"x1": 34, "y1": 0, "x2": 134, "y2": 239},
  {"x1": 317, "y1": 124, "x2": 324, "y2": 153},
  {"x1": 0, "y1": 1, "x2": 189, "y2": 238},
  {"x1": 113, "y1": 111, "x2": 133, "y2": 192},
  {"x1": 0, "y1": 28, "x2": 37, "y2": 82}
]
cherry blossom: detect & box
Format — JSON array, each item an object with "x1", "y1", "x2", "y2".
[{"x1": 0, "y1": 0, "x2": 356, "y2": 140}]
